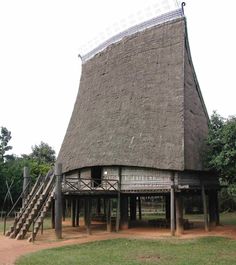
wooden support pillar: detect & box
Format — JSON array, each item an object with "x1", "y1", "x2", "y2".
[
  {"x1": 71, "y1": 198, "x2": 76, "y2": 227},
  {"x1": 120, "y1": 195, "x2": 129, "y2": 229},
  {"x1": 55, "y1": 163, "x2": 62, "y2": 239},
  {"x1": 165, "y1": 194, "x2": 170, "y2": 221},
  {"x1": 209, "y1": 190, "x2": 219, "y2": 228},
  {"x1": 115, "y1": 166, "x2": 121, "y2": 232},
  {"x1": 215, "y1": 191, "x2": 220, "y2": 226},
  {"x1": 138, "y1": 196, "x2": 142, "y2": 220},
  {"x1": 51, "y1": 198, "x2": 55, "y2": 229},
  {"x1": 62, "y1": 197, "x2": 66, "y2": 221},
  {"x1": 22, "y1": 167, "x2": 30, "y2": 205},
  {"x1": 170, "y1": 173, "x2": 175, "y2": 236},
  {"x1": 201, "y1": 184, "x2": 209, "y2": 232},
  {"x1": 96, "y1": 198, "x2": 101, "y2": 215},
  {"x1": 175, "y1": 193, "x2": 184, "y2": 235},
  {"x1": 85, "y1": 198, "x2": 92, "y2": 235},
  {"x1": 130, "y1": 195, "x2": 137, "y2": 221},
  {"x1": 106, "y1": 198, "x2": 112, "y2": 232},
  {"x1": 75, "y1": 199, "x2": 80, "y2": 226}
]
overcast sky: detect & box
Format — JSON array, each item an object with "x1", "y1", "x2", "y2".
[{"x1": 0, "y1": 0, "x2": 235, "y2": 156}]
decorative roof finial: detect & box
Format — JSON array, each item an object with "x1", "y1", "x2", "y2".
[
  {"x1": 181, "y1": 2, "x2": 186, "y2": 15},
  {"x1": 78, "y1": 54, "x2": 82, "y2": 61}
]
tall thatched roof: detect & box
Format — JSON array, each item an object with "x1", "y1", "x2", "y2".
[{"x1": 57, "y1": 15, "x2": 209, "y2": 174}]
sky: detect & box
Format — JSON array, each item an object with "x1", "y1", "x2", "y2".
[{"x1": 0, "y1": 0, "x2": 235, "y2": 157}]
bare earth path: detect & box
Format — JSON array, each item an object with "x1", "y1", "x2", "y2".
[{"x1": 1, "y1": 224, "x2": 236, "y2": 265}]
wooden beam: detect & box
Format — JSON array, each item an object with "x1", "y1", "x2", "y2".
[
  {"x1": 106, "y1": 199, "x2": 112, "y2": 232},
  {"x1": 55, "y1": 163, "x2": 62, "y2": 239},
  {"x1": 175, "y1": 193, "x2": 184, "y2": 235},
  {"x1": 22, "y1": 167, "x2": 30, "y2": 205},
  {"x1": 138, "y1": 196, "x2": 142, "y2": 220},
  {"x1": 201, "y1": 184, "x2": 209, "y2": 232},
  {"x1": 130, "y1": 195, "x2": 137, "y2": 221},
  {"x1": 170, "y1": 173, "x2": 175, "y2": 236},
  {"x1": 120, "y1": 195, "x2": 128, "y2": 229},
  {"x1": 51, "y1": 198, "x2": 55, "y2": 229},
  {"x1": 165, "y1": 194, "x2": 170, "y2": 221},
  {"x1": 85, "y1": 198, "x2": 92, "y2": 235},
  {"x1": 75, "y1": 199, "x2": 80, "y2": 226},
  {"x1": 71, "y1": 198, "x2": 76, "y2": 227},
  {"x1": 115, "y1": 166, "x2": 121, "y2": 232}
]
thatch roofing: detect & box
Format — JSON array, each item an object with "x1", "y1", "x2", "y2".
[{"x1": 57, "y1": 17, "x2": 209, "y2": 174}]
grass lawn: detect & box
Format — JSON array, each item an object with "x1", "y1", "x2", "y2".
[{"x1": 16, "y1": 237, "x2": 236, "y2": 265}]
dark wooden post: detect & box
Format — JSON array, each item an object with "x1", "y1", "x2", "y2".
[
  {"x1": 120, "y1": 195, "x2": 129, "y2": 229},
  {"x1": 75, "y1": 199, "x2": 80, "y2": 226},
  {"x1": 62, "y1": 197, "x2": 66, "y2": 221},
  {"x1": 85, "y1": 198, "x2": 92, "y2": 235},
  {"x1": 115, "y1": 167, "x2": 121, "y2": 232},
  {"x1": 201, "y1": 184, "x2": 209, "y2": 232},
  {"x1": 96, "y1": 198, "x2": 101, "y2": 215},
  {"x1": 130, "y1": 195, "x2": 137, "y2": 221},
  {"x1": 170, "y1": 173, "x2": 175, "y2": 236},
  {"x1": 51, "y1": 198, "x2": 55, "y2": 229},
  {"x1": 22, "y1": 167, "x2": 30, "y2": 205},
  {"x1": 106, "y1": 198, "x2": 112, "y2": 232},
  {"x1": 209, "y1": 190, "x2": 219, "y2": 228},
  {"x1": 138, "y1": 196, "x2": 142, "y2": 220},
  {"x1": 71, "y1": 198, "x2": 76, "y2": 227},
  {"x1": 215, "y1": 191, "x2": 220, "y2": 226},
  {"x1": 165, "y1": 194, "x2": 170, "y2": 221},
  {"x1": 175, "y1": 193, "x2": 184, "y2": 235},
  {"x1": 55, "y1": 163, "x2": 62, "y2": 239}
]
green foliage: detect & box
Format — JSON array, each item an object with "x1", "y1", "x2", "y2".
[
  {"x1": 205, "y1": 111, "x2": 236, "y2": 184},
  {"x1": 30, "y1": 141, "x2": 56, "y2": 164},
  {"x1": 16, "y1": 237, "x2": 236, "y2": 265},
  {"x1": 0, "y1": 126, "x2": 12, "y2": 162},
  {"x1": 0, "y1": 127, "x2": 56, "y2": 210}
]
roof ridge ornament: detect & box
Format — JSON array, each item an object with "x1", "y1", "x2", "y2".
[{"x1": 181, "y1": 2, "x2": 186, "y2": 15}]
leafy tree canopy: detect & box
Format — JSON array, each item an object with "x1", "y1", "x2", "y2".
[
  {"x1": 205, "y1": 111, "x2": 236, "y2": 184},
  {"x1": 29, "y1": 141, "x2": 56, "y2": 164},
  {"x1": 0, "y1": 126, "x2": 12, "y2": 162}
]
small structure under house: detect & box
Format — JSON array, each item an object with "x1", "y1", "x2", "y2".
[{"x1": 4, "y1": 3, "x2": 220, "y2": 241}]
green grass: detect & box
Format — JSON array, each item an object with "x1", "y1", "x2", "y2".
[{"x1": 16, "y1": 237, "x2": 236, "y2": 265}]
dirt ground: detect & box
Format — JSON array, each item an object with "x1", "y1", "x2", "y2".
[{"x1": 1, "y1": 221, "x2": 236, "y2": 265}]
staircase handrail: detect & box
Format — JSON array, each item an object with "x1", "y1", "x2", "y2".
[
  {"x1": 31, "y1": 183, "x2": 55, "y2": 242},
  {"x1": 3, "y1": 169, "x2": 53, "y2": 235}
]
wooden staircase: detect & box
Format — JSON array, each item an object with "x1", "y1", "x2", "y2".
[{"x1": 5, "y1": 170, "x2": 55, "y2": 240}]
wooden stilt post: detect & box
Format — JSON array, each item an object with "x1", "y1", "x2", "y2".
[
  {"x1": 201, "y1": 183, "x2": 209, "y2": 232},
  {"x1": 55, "y1": 163, "x2": 62, "y2": 239},
  {"x1": 85, "y1": 198, "x2": 92, "y2": 235},
  {"x1": 138, "y1": 196, "x2": 142, "y2": 220},
  {"x1": 71, "y1": 198, "x2": 76, "y2": 227},
  {"x1": 75, "y1": 199, "x2": 80, "y2": 226},
  {"x1": 120, "y1": 195, "x2": 129, "y2": 230},
  {"x1": 130, "y1": 195, "x2": 137, "y2": 221},
  {"x1": 175, "y1": 193, "x2": 184, "y2": 235},
  {"x1": 165, "y1": 194, "x2": 170, "y2": 221},
  {"x1": 209, "y1": 191, "x2": 216, "y2": 228},
  {"x1": 51, "y1": 198, "x2": 55, "y2": 229},
  {"x1": 215, "y1": 191, "x2": 220, "y2": 226},
  {"x1": 62, "y1": 197, "x2": 66, "y2": 221},
  {"x1": 115, "y1": 167, "x2": 121, "y2": 232},
  {"x1": 23, "y1": 167, "x2": 30, "y2": 206},
  {"x1": 170, "y1": 173, "x2": 175, "y2": 236},
  {"x1": 84, "y1": 198, "x2": 87, "y2": 228},
  {"x1": 106, "y1": 198, "x2": 112, "y2": 232},
  {"x1": 96, "y1": 198, "x2": 101, "y2": 215}
]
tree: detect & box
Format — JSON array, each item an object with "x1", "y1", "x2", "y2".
[
  {"x1": 204, "y1": 112, "x2": 236, "y2": 184},
  {"x1": 0, "y1": 127, "x2": 12, "y2": 162},
  {"x1": 30, "y1": 141, "x2": 56, "y2": 164}
]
